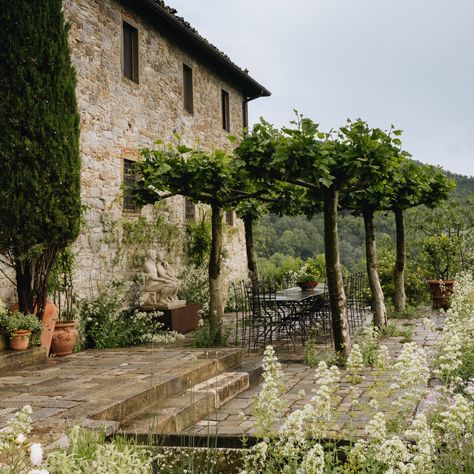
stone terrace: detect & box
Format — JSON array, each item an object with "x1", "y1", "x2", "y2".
[
  {"x1": 0, "y1": 312, "x2": 445, "y2": 447},
  {"x1": 0, "y1": 347, "x2": 244, "y2": 446},
  {"x1": 186, "y1": 313, "x2": 445, "y2": 439}
]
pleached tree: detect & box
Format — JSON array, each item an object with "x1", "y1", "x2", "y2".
[
  {"x1": 132, "y1": 141, "x2": 269, "y2": 344},
  {"x1": 237, "y1": 117, "x2": 405, "y2": 359},
  {"x1": 389, "y1": 161, "x2": 454, "y2": 313},
  {"x1": 0, "y1": 0, "x2": 81, "y2": 319},
  {"x1": 340, "y1": 125, "x2": 406, "y2": 327}
]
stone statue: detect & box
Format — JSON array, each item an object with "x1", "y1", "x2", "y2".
[{"x1": 141, "y1": 250, "x2": 185, "y2": 308}]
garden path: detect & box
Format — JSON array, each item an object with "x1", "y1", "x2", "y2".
[{"x1": 187, "y1": 312, "x2": 445, "y2": 438}]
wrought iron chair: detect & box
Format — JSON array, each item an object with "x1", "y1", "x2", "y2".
[
  {"x1": 345, "y1": 272, "x2": 369, "y2": 333},
  {"x1": 243, "y1": 279, "x2": 296, "y2": 351},
  {"x1": 298, "y1": 287, "x2": 333, "y2": 344}
]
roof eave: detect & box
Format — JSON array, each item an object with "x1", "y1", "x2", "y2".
[{"x1": 137, "y1": 0, "x2": 271, "y2": 99}]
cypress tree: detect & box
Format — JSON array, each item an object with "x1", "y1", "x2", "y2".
[{"x1": 0, "y1": 0, "x2": 81, "y2": 319}]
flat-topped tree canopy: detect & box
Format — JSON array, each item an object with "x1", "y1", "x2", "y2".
[{"x1": 123, "y1": 0, "x2": 271, "y2": 101}]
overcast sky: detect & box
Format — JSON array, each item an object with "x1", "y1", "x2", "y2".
[{"x1": 170, "y1": 0, "x2": 474, "y2": 177}]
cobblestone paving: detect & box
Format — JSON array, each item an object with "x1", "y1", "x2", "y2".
[
  {"x1": 188, "y1": 312, "x2": 445, "y2": 438},
  {"x1": 0, "y1": 347, "x2": 240, "y2": 445}
]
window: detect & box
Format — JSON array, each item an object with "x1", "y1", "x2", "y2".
[
  {"x1": 123, "y1": 159, "x2": 139, "y2": 213},
  {"x1": 123, "y1": 21, "x2": 139, "y2": 83},
  {"x1": 183, "y1": 64, "x2": 193, "y2": 114},
  {"x1": 185, "y1": 198, "x2": 196, "y2": 222},
  {"x1": 225, "y1": 210, "x2": 234, "y2": 226},
  {"x1": 221, "y1": 89, "x2": 230, "y2": 131},
  {"x1": 242, "y1": 100, "x2": 249, "y2": 131}
]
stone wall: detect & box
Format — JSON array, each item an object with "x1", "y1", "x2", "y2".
[{"x1": 0, "y1": 0, "x2": 250, "y2": 303}]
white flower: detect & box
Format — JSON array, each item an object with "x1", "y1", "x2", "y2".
[
  {"x1": 15, "y1": 433, "x2": 26, "y2": 444},
  {"x1": 28, "y1": 470, "x2": 49, "y2": 474},
  {"x1": 296, "y1": 443, "x2": 325, "y2": 474},
  {"x1": 30, "y1": 443, "x2": 43, "y2": 466},
  {"x1": 346, "y1": 344, "x2": 364, "y2": 373}
]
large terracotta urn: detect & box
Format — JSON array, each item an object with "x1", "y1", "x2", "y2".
[
  {"x1": 427, "y1": 279, "x2": 455, "y2": 310},
  {"x1": 9, "y1": 301, "x2": 57, "y2": 356},
  {"x1": 51, "y1": 322, "x2": 78, "y2": 356}
]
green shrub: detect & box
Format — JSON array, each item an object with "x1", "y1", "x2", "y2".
[
  {"x1": 186, "y1": 218, "x2": 211, "y2": 267},
  {"x1": 375, "y1": 236, "x2": 429, "y2": 307},
  {"x1": 178, "y1": 264, "x2": 209, "y2": 317},
  {"x1": 78, "y1": 286, "x2": 181, "y2": 349},
  {"x1": 192, "y1": 321, "x2": 229, "y2": 348},
  {"x1": 305, "y1": 254, "x2": 326, "y2": 280},
  {"x1": 259, "y1": 253, "x2": 304, "y2": 284}
]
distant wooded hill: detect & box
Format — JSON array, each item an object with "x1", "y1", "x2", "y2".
[{"x1": 255, "y1": 169, "x2": 474, "y2": 270}]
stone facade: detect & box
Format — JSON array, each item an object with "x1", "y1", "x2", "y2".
[{"x1": 0, "y1": 0, "x2": 268, "y2": 303}]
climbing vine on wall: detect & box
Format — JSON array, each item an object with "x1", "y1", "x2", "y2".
[{"x1": 102, "y1": 201, "x2": 184, "y2": 271}]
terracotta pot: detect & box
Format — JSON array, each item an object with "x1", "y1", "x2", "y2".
[
  {"x1": 9, "y1": 330, "x2": 31, "y2": 351},
  {"x1": 427, "y1": 279, "x2": 455, "y2": 310},
  {"x1": 298, "y1": 281, "x2": 319, "y2": 291},
  {"x1": 51, "y1": 322, "x2": 78, "y2": 357},
  {"x1": 10, "y1": 301, "x2": 57, "y2": 356},
  {"x1": 40, "y1": 302, "x2": 58, "y2": 356}
]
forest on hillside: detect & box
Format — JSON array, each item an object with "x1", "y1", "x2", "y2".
[{"x1": 255, "y1": 170, "x2": 474, "y2": 305}]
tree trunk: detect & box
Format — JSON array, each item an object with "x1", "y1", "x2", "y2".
[
  {"x1": 209, "y1": 204, "x2": 224, "y2": 343},
  {"x1": 323, "y1": 187, "x2": 351, "y2": 359},
  {"x1": 14, "y1": 258, "x2": 34, "y2": 315},
  {"x1": 393, "y1": 207, "x2": 407, "y2": 313},
  {"x1": 363, "y1": 209, "x2": 387, "y2": 327},
  {"x1": 243, "y1": 214, "x2": 260, "y2": 285}
]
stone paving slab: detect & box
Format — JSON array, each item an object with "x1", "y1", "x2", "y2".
[
  {"x1": 185, "y1": 313, "x2": 445, "y2": 439},
  {"x1": 0, "y1": 347, "x2": 242, "y2": 445}
]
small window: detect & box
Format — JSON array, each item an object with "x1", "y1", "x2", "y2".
[
  {"x1": 185, "y1": 198, "x2": 196, "y2": 222},
  {"x1": 123, "y1": 159, "x2": 139, "y2": 213},
  {"x1": 242, "y1": 100, "x2": 248, "y2": 131},
  {"x1": 225, "y1": 210, "x2": 234, "y2": 226},
  {"x1": 123, "y1": 21, "x2": 139, "y2": 83},
  {"x1": 183, "y1": 64, "x2": 193, "y2": 114},
  {"x1": 221, "y1": 90, "x2": 230, "y2": 131}
]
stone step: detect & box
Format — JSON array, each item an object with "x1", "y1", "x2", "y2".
[
  {"x1": 88, "y1": 349, "x2": 243, "y2": 423},
  {"x1": 0, "y1": 348, "x2": 47, "y2": 372},
  {"x1": 120, "y1": 371, "x2": 249, "y2": 434}
]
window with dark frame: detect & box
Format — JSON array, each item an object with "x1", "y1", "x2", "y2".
[
  {"x1": 221, "y1": 89, "x2": 230, "y2": 131},
  {"x1": 123, "y1": 21, "x2": 139, "y2": 83},
  {"x1": 123, "y1": 159, "x2": 139, "y2": 213},
  {"x1": 183, "y1": 64, "x2": 193, "y2": 114},
  {"x1": 185, "y1": 198, "x2": 196, "y2": 222},
  {"x1": 225, "y1": 210, "x2": 234, "y2": 226}
]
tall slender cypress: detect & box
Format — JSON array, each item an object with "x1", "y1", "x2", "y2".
[{"x1": 0, "y1": 0, "x2": 81, "y2": 318}]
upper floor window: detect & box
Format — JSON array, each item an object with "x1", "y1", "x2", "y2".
[
  {"x1": 123, "y1": 159, "x2": 139, "y2": 213},
  {"x1": 183, "y1": 64, "x2": 193, "y2": 114},
  {"x1": 221, "y1": 89, "x2": 230, "y2": 132},
  {"x1": 225, "y1": 210, "x2": 234, "y2": 226},
  {"x1": 123, "y1": 21, "x2": 139, "y2": 83},
  {"x1": 184, "y1": 198, "x2": 196, "y2": 222}
]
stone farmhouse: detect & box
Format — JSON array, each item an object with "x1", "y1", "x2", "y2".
[{"x1": 0, "y1": 0, "x2": 270, "y2": 302}]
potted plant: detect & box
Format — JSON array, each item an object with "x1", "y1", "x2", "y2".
[
  {"x1": 296, "y1": 255, "x2": 326, "y2": 291},
  {"x1": 297, "y1": 273, "x2": 319, "y2": 291},
  {"x1": 50, "y1": 248, "x2": 78, "y2": 356},
  {"x1": 2, "y1": 311, "x2": 43, "y2": 351},
  {"x1": 420, "y1": 235, "x2": 460, "y2": 309}
]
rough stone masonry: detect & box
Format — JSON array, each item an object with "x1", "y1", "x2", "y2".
[{"x1": 0, "y1": 0, "x2": 269, "y2": 303}]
